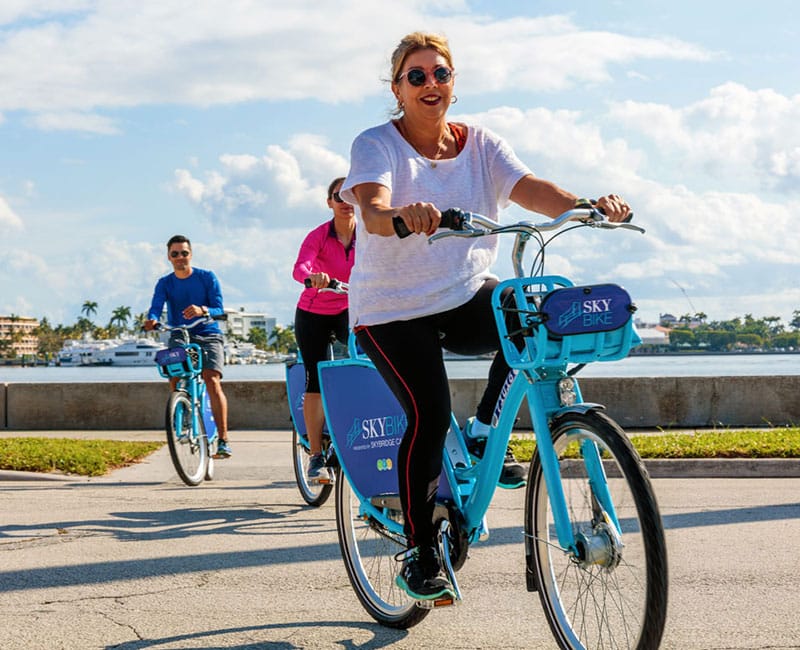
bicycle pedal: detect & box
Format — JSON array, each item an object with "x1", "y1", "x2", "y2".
[{"x1": 415, "y1": 594, "x2": 458, "y2": 609}]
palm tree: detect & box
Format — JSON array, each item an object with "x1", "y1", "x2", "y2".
[
  {"x1": 81, "y1": 301, "x2": 98, "y2": 322},
  {"x1": 109, "y1": 306, "x2": 132, "y2": 336}
]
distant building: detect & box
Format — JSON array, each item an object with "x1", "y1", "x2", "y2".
[
  {"x1": 223, "y1": 308, "x2": 276, "y2": 342},
  {"x1": 0, "y1": 315, "x2": 40, "y2": 358}
]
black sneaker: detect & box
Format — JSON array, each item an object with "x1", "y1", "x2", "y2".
[
  {"x1": 467, "y1": 438, "x2": 527, "y2": 490},
  {"x1": 395, "y1": 546, "x2": 455, "y2": 600}
]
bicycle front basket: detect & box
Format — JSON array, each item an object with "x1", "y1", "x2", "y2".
[
  {"x1": 493, "y1": 276, "x2": 641, "y2": 369},
  {"x1": 155, "y1": 346, "x2": 198, "y2": 377}
]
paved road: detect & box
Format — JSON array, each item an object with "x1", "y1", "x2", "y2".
[{"x1": 1, "y1": 430, "x2": 799, "y2": 649}]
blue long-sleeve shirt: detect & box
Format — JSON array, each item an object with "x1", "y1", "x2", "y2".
[{"x1": 147, "y1": 268, "x2": 224, "y2": 336}]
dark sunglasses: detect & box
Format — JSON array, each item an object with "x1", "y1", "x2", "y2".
[
  {"x1": 170, "y1": 250, "x2": 191, "y2": 258},
  {"x1": 331, "y1": 191, "x2": 344, "y2": 203},
  {"x1": 397, "y1": 66, "x2": 453, "y2": 87}
]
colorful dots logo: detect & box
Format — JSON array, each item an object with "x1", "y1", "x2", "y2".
[{"x1": 376, "y1": 458, "x2": 393, "y2": 472}]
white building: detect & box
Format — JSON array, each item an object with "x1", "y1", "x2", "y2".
[{"x1": 223, "y1": 308, "x2": 276, "y2": 341}]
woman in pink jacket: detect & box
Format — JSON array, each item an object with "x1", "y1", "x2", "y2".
[{"x1": 292, "y1": 177, "x2": 356, "y2": 483}]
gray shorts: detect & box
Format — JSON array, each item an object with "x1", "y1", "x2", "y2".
[{"x1": 169, "y1": 332, "x2": 225, "y2": 377}]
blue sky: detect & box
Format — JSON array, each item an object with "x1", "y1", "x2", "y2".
[{"x1": 2, "y1": 0, "x2": 798, "y2": 329}]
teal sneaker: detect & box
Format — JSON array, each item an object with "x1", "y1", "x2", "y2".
[
  {"x1": 395, "y1": 546, "x2": 455, "y2": 601},
  {"x1": 214, "y1": 439, "x2": 232, "y2": 459}
]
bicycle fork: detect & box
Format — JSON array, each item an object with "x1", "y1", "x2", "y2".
[{"x1": 527, "y1": 381, "x2": 624, "y2": 569}]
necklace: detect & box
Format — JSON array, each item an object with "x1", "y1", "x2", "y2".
[{"x1": 397, "y1": 119, "x2": 450, "y2": 168}]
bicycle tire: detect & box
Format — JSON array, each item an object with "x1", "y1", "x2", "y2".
[
  {"x1": 335, "y1": 475, "x2": 429, "y2": 629},
  {"x1": 166, "y1": 390, "x2": 209, "y2": 486},
  {"x1": 525, "y1": 411, "x2": 668, "y2": 650},
  {"x1": 292, "y1": 428, "x2": 333, "y2": 507}
]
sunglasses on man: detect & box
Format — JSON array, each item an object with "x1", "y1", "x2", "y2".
[{"x1": 170, "y1": 250, "x2": 191, "y2": 258}]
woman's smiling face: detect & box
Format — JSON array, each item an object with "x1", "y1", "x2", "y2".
[{"x1": 393, "y1": 48, "x2": 454, "y2": 122}]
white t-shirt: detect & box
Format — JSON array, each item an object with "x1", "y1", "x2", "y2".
[{"x1": 340, "y1": 121, "x2": 531, "y2": 327}]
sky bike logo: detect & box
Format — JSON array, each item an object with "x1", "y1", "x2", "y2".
[
  {"x1": 491, "y1": 369, "x2": 518, "y2": 428},
  {"x1": 558, "y1": 298, "x2": 616, "y2": 330},
  {"x1": 346, "y1": 413, "x2": 407, "y2": 449},
  {"x1": 376, "y1": 458, "x2": 393, "y2": 471}
]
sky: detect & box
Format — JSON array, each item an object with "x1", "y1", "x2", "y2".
[{"x1": 1, "y1": 0, "x2": 799, "y2": 330}]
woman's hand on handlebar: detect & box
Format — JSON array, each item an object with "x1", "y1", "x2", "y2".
[
  {"x1": 394, "y1": 202, "x2": 441, "y2": 237},
  {"x1": 593, "y1": 194, "x2": 632, "y2": 223},
  {"x1": 305, "y1": 272, "x2": 331, "y2": 289}
]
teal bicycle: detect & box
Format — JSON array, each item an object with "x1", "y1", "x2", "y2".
[
  {"x1": 154, "y1": 317, "x2": 221, "y2": 486},
  {"x1": 319, "y1": 207, "x2": 668, "y2": 648}
]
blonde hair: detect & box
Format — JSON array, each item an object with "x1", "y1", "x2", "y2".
[{"x1": 389, "y1": 32, "x2": 454, "y2": 116}]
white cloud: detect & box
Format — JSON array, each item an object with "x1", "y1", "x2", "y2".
[
  {"x1": 609, "y1": 83, "x2": 800, "y2": 193},
  {"x1": 172, "y1": 135, "x2": 349, "y2": 227},
  {"x1": 0, "y1": 3, "x2": 713, "y2": 126},
  {"x1": 0, "y1": 194, "x2": 24, "y2": 229},
  {"x1": 25, "y1": 111, "x2": 120, "y2": 134}
]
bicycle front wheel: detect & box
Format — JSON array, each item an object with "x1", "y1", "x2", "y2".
[
  {"x1": 166, "y1": 390, "x2": 209, "y2": 486},
  {"x1": 525, "y1": 411, "x2": 668, "y2": 649},
  {"x1": 292, "y1": 428, "x2": 333, "y2": 507},
  {"x1": 335, "y1": 475, "x2": 429, "y2": 629}
]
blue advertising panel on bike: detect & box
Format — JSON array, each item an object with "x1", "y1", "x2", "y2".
[
  {"x1": 540, "y1": 284, "x2": 634, "y2": 336},
  {"x1": 202, "y1": 389, "x2": 218, "y2": 440},
  {"x1": 319, "y1": 359, "x2": 452, "y2": 500},
  {"x1": 285, "y1": 362, "x2": 308, "y2": 437}
]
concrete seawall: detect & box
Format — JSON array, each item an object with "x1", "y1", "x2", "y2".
[{"x1": 2, "y1": 375, "x2": 798, "y2": 430}]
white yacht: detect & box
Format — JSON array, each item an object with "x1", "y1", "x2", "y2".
[
  {"x1": 57, "y1": 338, "x2": 119, "y2": 366},
  {"x1": 96, "y1": 338, "x2": 166, "y2": 366}
]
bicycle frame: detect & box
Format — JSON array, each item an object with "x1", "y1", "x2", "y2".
[
  {"x1": 156, "y1": 338, "x2": 217, "y2": 445},
  {"x1": 322, "y1": 208, "x2": 644, "y2": 552}
]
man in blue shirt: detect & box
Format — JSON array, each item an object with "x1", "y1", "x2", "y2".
[{"x1": 144, "y1": 235, "x2": 231, "y2": 458}]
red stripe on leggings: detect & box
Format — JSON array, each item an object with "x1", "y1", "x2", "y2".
[{"x1": 359, "y1": 325, "x2": 420, "y2": 544}]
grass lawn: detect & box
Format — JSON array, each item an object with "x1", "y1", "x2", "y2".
[
  {"x1": 510, "y1": 427, "x2": 800, "y2": 462},
  {"x1": 0, "y1": 438, "x2": 164, "y2": 477}
]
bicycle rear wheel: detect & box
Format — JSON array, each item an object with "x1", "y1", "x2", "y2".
[
  {"x1": 292, "y1": 428, "x2": 333, "y2": 506},
  {"x1": 166, "y1": 390, "x2": 209, "y2": 486},
  {"x1": 335, "y1": 476, "x2": 429, "y2": 628},
  {"x1": 525, "y1": 411, "x2": 668, "y2": 650}
]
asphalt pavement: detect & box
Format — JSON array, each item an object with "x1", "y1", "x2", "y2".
[{"x1": 1, "y1": 429, "x2": 799, "y2": 649}]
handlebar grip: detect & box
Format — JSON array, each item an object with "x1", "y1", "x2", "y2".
[
  {"x1": 393, "y1": 208, "x2": 466, "y2": 238},
  {"x1": 590, "y1": 199, "x2": 634, "y2": 223},
  {"x1": 392, "y1": 216, "x2": 413, "y2": 239},
  {"x1": 304, "y1": 277, "x2": 341, "y2": 289}
]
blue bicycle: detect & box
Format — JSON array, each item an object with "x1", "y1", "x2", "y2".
[
  {"x1": 286, "y1": 279, "x2": 349, "y2": 506},
  {"x1": 154, "y1": 318, "x2": 220, "y2": 486},
  {"x1": 319, "y1": 207, "x2": 668, "y2": 648}
]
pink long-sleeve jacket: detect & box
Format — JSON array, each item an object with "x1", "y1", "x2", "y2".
[{"x1": 293, "y1": 220, "x2": 355, "y2": 315}]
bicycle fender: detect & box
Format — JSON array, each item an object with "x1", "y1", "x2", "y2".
[{"x1": 551, "y1": 403, "x2": 606, "y2": 420}]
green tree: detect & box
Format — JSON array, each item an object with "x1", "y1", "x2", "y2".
[
  {"x1": 247, "y1": 326, "x2": 268, "y2": 350},
  {"x1": 736, "y1": 332, "x2": 763, "y2": 348},
  {"x1": 791, "y1": 310, "x2": 800, "y2": 331},
  {"x1": 34, "y1": 317, "x2": 63, "y2": 360},
  {"x1": 669, "y1": 328, "x2": 695, "y2": 348},
  {"x1": 705, "y1": 330, "x2": 735, "y2": 351},
  {"x1": 270, "y1": 325, "x2": 297, "y2": 354},
  {"x1": 81, "y1": 300, "x2": 98, "y2": 322},
  {"x1": 108, "y1": 306, "x2": 132, "y2": 336}
]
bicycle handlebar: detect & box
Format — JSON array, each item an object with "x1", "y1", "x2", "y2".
[
  {"x1": 393, "y1": 206, "x2": 641, "y2": 240},
  {"x1": 304, "y1": 277, "x2": 349, "y2": 293},
  {"x1": 425, "y1": 207, "x2": 644, "y2": 242},
  {"x1": 150, "y1": 313, "x2": 227, "y2": 332}
]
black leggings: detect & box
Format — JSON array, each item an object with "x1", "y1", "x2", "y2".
[
  {"x1": 354, "y1": 278, "x2": 516, "y2": 548},
  {"x1": 294, "y1": 307, "x2": 349, "y2": 393}
]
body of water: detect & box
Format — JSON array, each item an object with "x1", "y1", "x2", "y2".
[{"x1": 1, "y1": 353, "x2": 797, "y2": 383}]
